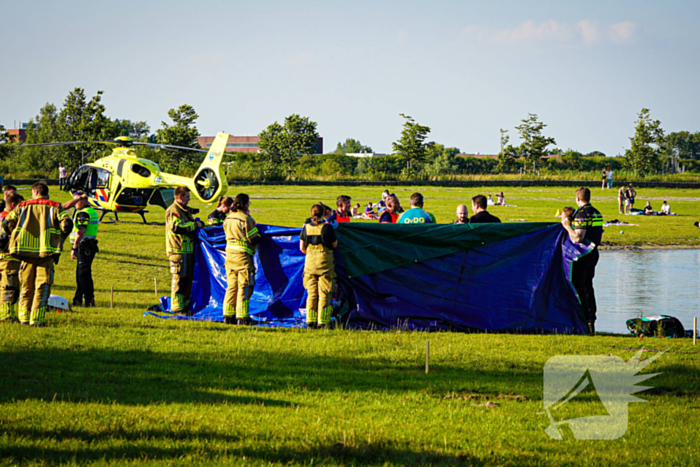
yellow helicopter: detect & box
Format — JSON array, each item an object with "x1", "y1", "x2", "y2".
[{"x1": 22, "y1": 132, "x2": 230, "y2": 223}]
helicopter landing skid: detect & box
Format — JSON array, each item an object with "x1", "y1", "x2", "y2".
[{"x1": 98, "y1": 209, "x2": 149, "y2": 224}]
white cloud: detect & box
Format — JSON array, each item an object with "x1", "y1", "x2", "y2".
[
  {"x1": 608, "y1": 21, "x2": 636, "y2": 44},
  {"x1": 461, "y1": 19, "x2": 637, "y2": 47},
  {"x1": 577, "y1": 20, "x2": 601, "y2": 45}
]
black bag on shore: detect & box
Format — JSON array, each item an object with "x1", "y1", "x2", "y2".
[{"x1": 626, "y1": 315, "x2": 685, "y2": 338}]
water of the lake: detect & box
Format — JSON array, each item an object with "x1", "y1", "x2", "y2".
[{"x1": 596, "y1": 249, "x2": 700, "y2": 334}]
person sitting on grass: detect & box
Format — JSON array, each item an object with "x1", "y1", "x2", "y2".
[
  {"x1": 361, "y1": 202, "x2": 378, "y2": 220},
  {"x1": 496, "y1": 192, "x2": 505, "y2": 206},
  {"x1": 351, "y1": 203, "x2": 360, "y2": 217},
  {"x1": 644, "y1": 201, "x2": 653, "y2": 215},
  {"x1": 487, "y1": 195, "x2": 495, "y2": 206},
  {"x1": 661, "y1": 201, "x2": 671, "y2": 215}
]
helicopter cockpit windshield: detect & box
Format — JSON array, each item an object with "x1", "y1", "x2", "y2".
[{"x1": 65, "y1": 165, "x2": 110, "y2": 196}]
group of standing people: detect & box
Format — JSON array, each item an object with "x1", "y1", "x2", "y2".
[
  {"x1": 617, "y1": 183, "x2": 637, "y2": 214},
  {"x1": 601, "y1": 167, "x2": 614, "y2": 189},
  {"x1": 165, "y1": 188, "x2": 260, "y2": 325},
  {"x1": 0, "y1": 182, "x2": 99, "y2": 326}
]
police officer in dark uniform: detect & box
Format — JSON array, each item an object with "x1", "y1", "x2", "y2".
[
  {"x1": 562, "y1": 187, "x2": 604, "y2": 335},
  {"x1": 71, "y1": 192, "x2": 99, "y2": 307}
]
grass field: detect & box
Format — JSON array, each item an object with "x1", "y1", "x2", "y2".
[{"x1": 1, "y1": 184, "x2": 699, "y2": 466}]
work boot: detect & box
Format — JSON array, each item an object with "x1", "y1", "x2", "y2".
[
  {"x1": 84, "y1": 299, "x2": 95, "y2": 308},
  {"x1": 237, "y1": 317, "x2": 252, "y2": 326},
  {"x1": 316, "y1": 323, "x2": 326, "y2": 330},
  {"x1": 224, "y1": 316, "x2": 235, "y2": 325},
  {"x1": 587, "y1": 321, "x2": 596, "y2": 336},
  {"x1": 72, "y1": 299, "x2": 82, "y2": 307},
  {"x1": 306, "y1": 322, "x2": 317, "y2": 330}
]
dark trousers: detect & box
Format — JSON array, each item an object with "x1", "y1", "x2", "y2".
[
  {"x1": 74, "y1": 240, "x2": 98, "y2": 304},
  {"x1": 59, "y1": 177, "x2": 67, "y2": 190},
  {"x1": 571, "y1": 248, "x2": 599, "y2": 324}
]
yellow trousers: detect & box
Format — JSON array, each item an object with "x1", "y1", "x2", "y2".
[
  {"x1": 0, "y1": 258, "x2": 20, "y2": 321},
  {"x1": 304, "y1": 273, "x2": 334, "y2": 325},
  {"x1": 223, "y1": 254, "x2": 255, "y2": 319},
  {"x1": 169, "y1": 254, "x2": 194, "y2": 313},
  {"x1": 18, "y1": 256, "x2": 54, "y2": 325}
]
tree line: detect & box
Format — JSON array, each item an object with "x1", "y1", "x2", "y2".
[{"x1": 1, "y1": 88, "x2": 698, "y2": 180}]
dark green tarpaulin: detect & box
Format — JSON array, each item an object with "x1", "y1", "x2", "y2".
[{"x1": 337, "y1": 222, "x2": 557, "y2": 278}]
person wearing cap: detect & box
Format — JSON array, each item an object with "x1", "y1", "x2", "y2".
[{"x1": 71, "y1": 191, "x2": 100, "y2": 307}]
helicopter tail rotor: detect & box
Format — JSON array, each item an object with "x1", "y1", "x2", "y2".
[{"x1": 188, "y1": 132, "x2": 229, "y2": 202}]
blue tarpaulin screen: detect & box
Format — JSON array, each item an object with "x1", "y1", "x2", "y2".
[{"x1": 146, "y1": 223, "x2": 591, "y2": 334}]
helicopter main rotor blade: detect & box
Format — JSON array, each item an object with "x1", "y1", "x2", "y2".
[
  {"x1": 18, "y1": 141, "x2": 112, "y2": 148},
  {"x1": 132, "y1": 142, "x2": 208, "y2": 153}
]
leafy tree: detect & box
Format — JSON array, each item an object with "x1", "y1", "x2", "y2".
[
  {"x1": 665, "y1": 131, "x2": 700, "y2": 160},
  {"x1": 258, "y1": 114, "x2": 319, "y2": 179},
  {"x1": 586, "y1": 150, "x2": 607, "y2": 158},
  {"x1": 515, "y1": 113, "x2": 556, "y2": 170},
  {"x1": 58, "y1": 88, "x2": 115, "y2": 167},
  {"x1": 156, "y1": 104, "x2": 201, "y2": 173},
  {"x1": 335, "y1": 138, "x2": 372, "y2": 154},
  {"x1": 22, "y1": 103, "x2": 63, "y2": 172},
  {"x1": 624, "y1": 108, "x2": 665, "y2": 176},
  {"x1": 496, "y1": 129, "x2": 519, "y2": 173},
  {"x1": 114, "y1": 119, "x2": 151, "y2": 140},
  {"x1": 424, "y1": 142, "x2": 460, "y2": 176},
  {"x1": 563, "y1": 149, "x2": 582, "y2": 158},
  {"x1": 0, "y1": 124, "x2": 16, "y2": 160},
  {"x1": 392, "y1": 114, "x2": 431, "y2": 176}
]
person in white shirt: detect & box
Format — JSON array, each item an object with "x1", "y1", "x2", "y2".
[
  {"x1": 661, "y1": 201, "x2": 671, "y2": 215},
  {"x1": 607, "y1": 168, "x2": 614, "y2": 189}
]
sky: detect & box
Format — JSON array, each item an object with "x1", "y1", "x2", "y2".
[{"x1": 2, "y1": 0, "x2": 700, "y2": 157}]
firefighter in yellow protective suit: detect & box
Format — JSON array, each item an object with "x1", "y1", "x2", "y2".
[
  {"x1": 165, "y1": 186, "x2": 203, "y2": 315},
  {"x1": 0, "y1": 193, "x2": 23, "y2": 322},
  {"x1": 2, "y1": 182, "x2": 72, "y2": 326},
  {"x1": 223, "y1": 193, "x2": 261, "y2": 325},
  {"x1": 300, "y1": 204, "x2": 338, "y2": 329}
]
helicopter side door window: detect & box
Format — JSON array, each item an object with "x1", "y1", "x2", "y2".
[
  {"x1": 66, "y1": 165, "x2": 93, "y2": 194},
  {"x1": 96, "y1": 168, "x2": 110, "y2": 188}
]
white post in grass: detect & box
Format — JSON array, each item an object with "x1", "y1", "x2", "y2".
[
  {"x1": 110, "y1": 286, "x2": 114, "y2": 309},
  {"x1": 426, "y1": 340, "x2": 430, "y2": 374},
  {"x1": 154, "y1": 277, "x2": 158, "y2": 299},
  {"x1": 694, "y1": 317, "x2": 697, "y2": 346}
]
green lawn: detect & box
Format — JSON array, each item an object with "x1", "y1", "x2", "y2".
[{"x1": 1, "y1": 184, "x2": 699, "y2": 466}]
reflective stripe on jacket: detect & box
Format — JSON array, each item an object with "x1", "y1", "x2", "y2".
[
  {"x1": 165, "y1": 201, "x2": 198, "y2": 255},
  {"x1": 224, "y1": 211, "x2": 260, "y2": 256},
  {"x1": 3, "y1": 198, "x2": 72, "y2": 258}
]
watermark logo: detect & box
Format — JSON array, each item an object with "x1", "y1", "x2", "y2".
[{"x1": 541, "y1": 348, "x2": 665, "y2": 440}]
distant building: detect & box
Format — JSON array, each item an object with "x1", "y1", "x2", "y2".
[
  {"x1": 345, "y1": 152, "x2": 387, "y2": 158},
  {"x1": 197, "y1": 135, "x2": 323, "y2": 154},
  {"x1": 6, "y1": 128, "x2": 26, "y2": 143}
]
